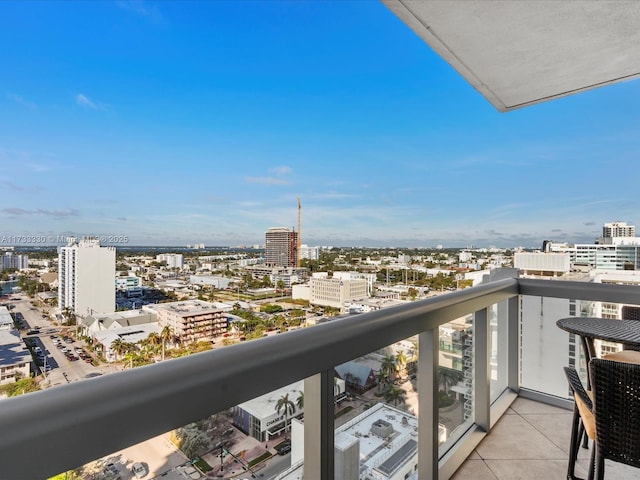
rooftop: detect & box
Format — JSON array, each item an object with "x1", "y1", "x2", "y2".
[
  {"x1": 154, "y1": 299, "x2": 225, "y2": 316},
  {"x1": 236, "y1": 380, "x2": 304, "y2": 420}
]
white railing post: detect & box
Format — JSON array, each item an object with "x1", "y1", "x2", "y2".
[
  {"x1": 303, "y1": 370, "x2": 334, "y2": 480},
  {"x1": 508, "y1": 295, "x2": 521, "y2": 392},
  {"x1": 418, "y1": 328, "x2": 440, "y2": 479},
  {"x1": 474, "y1": 307, "x2": 490, "y2": 432}
]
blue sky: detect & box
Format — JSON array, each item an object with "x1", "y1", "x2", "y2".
[{"x1": 1, "y1": 1, "x2": 639, "y2": 248}]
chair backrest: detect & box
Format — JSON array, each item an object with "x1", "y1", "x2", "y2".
[{"x1": 590, "y1": 358, "x2": 640, "y2": 468}]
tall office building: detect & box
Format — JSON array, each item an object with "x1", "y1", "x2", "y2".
[
  {"x1": 58, "y1": 237, "x2": 115, "y2": 316},
  {"x1": 603, "y1": 221, "x2": 635, "y2": 238},
  {"x1": 265, "y1": 227, "x2": 298, "y2": 267}
]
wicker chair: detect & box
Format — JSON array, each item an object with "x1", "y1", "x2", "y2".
[
  {"x1": 565, "y1": 366, "x2": 595, "y2": 480},
  {"x1": 565, "y1": 358, "x2": 640, "y2": 480},
  {"x1": 565, "y1": 350, "x2": 640, "y2": 479},
  {"x1": 590, "y1": 358, "x2": 640, "y2": 479}
]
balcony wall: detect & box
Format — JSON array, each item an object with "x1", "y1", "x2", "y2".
[{"x1": 2, "y1": 274, "x2": 640, "y2": 479}]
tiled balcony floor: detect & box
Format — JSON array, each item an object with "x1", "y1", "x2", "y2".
[{"x1": 451, "y1": 397, "x2": 640, "y2": 480}]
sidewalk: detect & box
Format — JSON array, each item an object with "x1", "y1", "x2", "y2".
[{"x1": 203, "y1": 431, "x2": 286, "y2": 478}]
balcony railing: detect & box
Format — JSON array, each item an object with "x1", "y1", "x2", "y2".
[{"x1": 3, "y1": 274, "x2": 640, "y2": 479}]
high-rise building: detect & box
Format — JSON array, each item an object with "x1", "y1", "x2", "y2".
[
  {"x1": 156, "y1": 253, "x2": 184, "y2": 269},
  {"x1": 58, "y1": 237, "x2": 115, "y2": 316},
  {"x1": 603, "y1": 221, "x2": 635, "y2": 238},
  {"x1": 265, "y1": 227, "x2": 298, "y2": 267},
  {"x1": 299, "y1": 244, "x2": 320, "y2": 261},
  {"x1": 0, "y1": 252, "x2": 28, "y2": 271}
]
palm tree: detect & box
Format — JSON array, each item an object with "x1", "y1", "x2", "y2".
[
  {"x1": 383, "y1": 385, "x2": 407, "y2": 406},
  {"x1": 439, "y1": 368, "x2": 463, "y2": 394},
  {"x1": 275, "y1": 393, "x2": 296, "y2": 439},
  {"x1": 110, "y1": 338, "x2": 127, "y2": 362},
  {"x1": 381, "y1": 354, "x2": 398, "y2": 382},
  {"x1": 144, "y1": 332, "x2": 161, "y2": 360},
  {"x1": 395, "y1": 351, "x2": 407, "y2": 378},
  {"x1": 160, "y1": 326, "x2": 174, "y2": 361},
  {"x1": 376, "y1": 369, "x2": 390, "y2": 391},
  {"x1": 296, "y1": 390, "x2": 304, "y2": 410}
]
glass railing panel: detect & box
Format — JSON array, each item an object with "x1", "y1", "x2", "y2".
[
  {"x1": 67, "y1": 383, "x2": 301, "y2": 480},
  {"x1": 520, "y1": 295, "x2": 583, "y2": 398},
  {"x1": 438, "y1": 315, "x2": 474, "y2": 451},
  {"x1": 490, "y1": 301, "x2": 509, "y2": 403},
  {"x1": 71, "y1": 430, "x2": 219, "y2": 480},
  {"x1": 329, "y1": 335, "x2": 420, "y2": 480}
]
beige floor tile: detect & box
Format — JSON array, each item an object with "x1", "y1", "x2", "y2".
[
  {"x1": 450, "y1": 459, "x2": 498, "y2": 480},
  {"x1": 476, "y1": 414, "x2": 567, "y2": 460},
  {"x1": 519, "y1": 412, "x2": 574, "y2": 454},
  {"x1": 509, "y1": 397, "x2": 570, "y2": 415},
  {"x1": 484, "y1": 459, "x2": 572, "y2": 480}
]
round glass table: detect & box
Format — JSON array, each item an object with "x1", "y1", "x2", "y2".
[{"x1": 556, "y1": 317, "x2": 640, "y2": 355}]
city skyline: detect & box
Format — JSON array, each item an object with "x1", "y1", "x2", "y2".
[{"x1": 2, "y1": 1, "x2": 640, "y2": 248}]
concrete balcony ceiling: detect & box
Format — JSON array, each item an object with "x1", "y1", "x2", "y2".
[{"x1": 383, "y1": 0, "x2": 640, "y2": 111}]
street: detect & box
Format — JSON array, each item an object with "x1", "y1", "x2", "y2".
[{"x1": 10, "y1": 295, "x2": 110, "y2": 386}]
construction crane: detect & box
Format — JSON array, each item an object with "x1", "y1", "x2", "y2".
[{"x1": 297, "y1": 197, "x2": 301, "y2": 268}]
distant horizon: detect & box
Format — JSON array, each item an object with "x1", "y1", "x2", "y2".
[
  {"x1": 1, "y1": 236, "x2": 596, "y2": 251},
  {"x1": 2, "y1": 2, "x2": 638, "y2": 247}
]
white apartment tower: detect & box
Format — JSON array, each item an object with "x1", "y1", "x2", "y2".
[
  {"x1": 58, "y1": 237, "x2": 116, "y2": 316},
  {"x1": 265, "y1": 227, "x2": 298, "y2": 267},
  {"x1": 156, "y1": 253, "x2": 184, "y2": 269},
  {"x1": 0, "y1": 252, "x2": 28, "y2": 271},
  {"x1": 603, "y1": 221, "x2": 635, "y2": 238}
]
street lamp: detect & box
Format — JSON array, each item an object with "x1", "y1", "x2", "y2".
[{"x1": 216, "y1": 444, "x2": 224, "y2": 473}]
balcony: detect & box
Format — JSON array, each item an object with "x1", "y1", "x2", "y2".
[{"x1": 3, "y1": 273, "x2": 640, "y2": 479}]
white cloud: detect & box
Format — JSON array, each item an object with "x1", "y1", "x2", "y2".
[
  {"x1": 245, "y1": 176, "x2": 290, "y2": 186},
  {"x1": 116, "y1": 1, "x2": 164, "y2": 23},
  {"x1": 270, "y1": 166, "x2": 292, "y2": 175},
  {"x1": 76, "y1": 93, "x2": 98, "y2": 110},
  {"x1": 7, "y1": 92, "x2": 36, "y2": 109},
  {"x1": 245, "y1": 166, "x2": 293, "y2": 186}
]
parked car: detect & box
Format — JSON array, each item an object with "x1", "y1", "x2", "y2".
[
  {"x1": 104, "y1": 462, "x2": 120, "y2": 479},
  {"x1": 131, "y1": 462, "x2": 148, "y2": 478},
  {"x1": 181, "y1": 466, "x2": 201, "y2": 479},
  {"x1": 277, "y1": 441, "x2": 291, "y2": 455}
]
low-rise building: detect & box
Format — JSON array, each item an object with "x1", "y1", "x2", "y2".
[
  {"x1": 277, "y1": 403, "x2": 446, "y2": 480},
  {"x1": 0, "y1": 306, "x2": 31, "y2": 384},
  {"x1": 244, "y1": 265, "x2": 307, "y2": 287},
  {"x1": 115, "y1": 275, "x2": 142, "y2": 292},
  {"x1": 233, "y1": 380, "x2": 305, "y2": 442},
  {"x1": 189, "y1": 275, "x2": 233, "y2": 290},
  {"x1": 80, "y1": 310, "x2": 157, "y2": 337},
  {"x1": 232, "y1": 378, "x2": 346, "y2": 443},
  {"x1": 155, "y1": 300, "x2": 228, "y2": 343},
  {"x1": 514, "y1": 252, "x2": 570, "y2": 276},
  {"x1": 310, "y1": 276, "x2": 368, "y2": 309}
]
